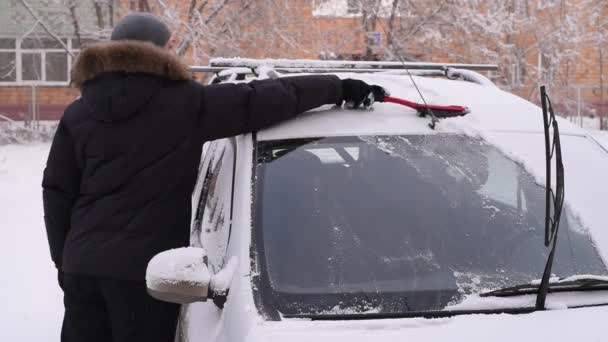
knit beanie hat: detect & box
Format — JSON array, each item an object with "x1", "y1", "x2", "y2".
[{"x1": 111, "y1": 13, "x2": 171, "y2": 47}]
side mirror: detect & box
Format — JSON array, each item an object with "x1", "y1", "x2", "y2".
[
  {"x1": 146, "y1": 247, "x2": 239, "y2": 305},
  {"x1": 146, "y1": 247, "x2": 210, "y2": 304}
]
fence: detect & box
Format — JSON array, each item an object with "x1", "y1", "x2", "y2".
[
  {"x1": 1, "y1": 81, "x2": 606, "y2": 132},
  {"x1": 0, "y1": 84, "x2": 77, "y2": 127}
]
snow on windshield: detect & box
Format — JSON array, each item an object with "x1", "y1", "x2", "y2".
[{"x1": 255, "y1": 134, "x2": 607, "y2": 315}]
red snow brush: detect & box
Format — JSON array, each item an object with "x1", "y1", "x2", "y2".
[{"x1": 383, "y1": 96, "x2": 470, "y2": 118}]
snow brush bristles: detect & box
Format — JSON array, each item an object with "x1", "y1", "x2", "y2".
[{"x1": 384, "y1": 96, "x2": 470, "y2": 118}]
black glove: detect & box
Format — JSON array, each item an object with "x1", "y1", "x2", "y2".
[
  {"x1": 58, "y1": 270, "x2": 64, "y2": 290},
  {"x1": 340, "y1": 79, "x2": 389, "y2": 109}
]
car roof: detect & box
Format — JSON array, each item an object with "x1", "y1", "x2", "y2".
[{"x1": 256, "y1": 72, "x2": 585, "y2": 141}]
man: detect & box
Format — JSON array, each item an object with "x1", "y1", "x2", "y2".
[{"x1": 42, "y1": 13, "x2": 386, "y2": 342}]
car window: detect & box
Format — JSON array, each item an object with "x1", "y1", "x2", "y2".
[
  {"x1": 191, "y1": 139, "x2": 235, "y2": 273},
  {"x1": 254, "y1": 134, "x2": 607, "y2": 316},
  {"x1": 488, "y1": 132, "x2": 608, "y2": 263},
  {"x1": 477, "y1": 149, "x2": 527, "y2": 210}
]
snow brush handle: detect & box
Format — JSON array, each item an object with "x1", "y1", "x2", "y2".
[{"x1": 383, "y1": 96, "x2": 469, "y2": 115}]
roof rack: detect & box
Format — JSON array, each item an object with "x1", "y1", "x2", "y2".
[{"x1": 190, "y1": 57, "x2": 498, "y2": 74}]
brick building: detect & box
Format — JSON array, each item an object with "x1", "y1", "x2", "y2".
[
  {"x1": 0, "y1": 0, "x2": 107, "y2": 120},
  {"x1": 0, "y1": 0, "x2": 606, "y2": 125}
]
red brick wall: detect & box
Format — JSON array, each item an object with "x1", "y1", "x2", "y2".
[{"x1": 0, "y1": 86, "x2": 80, "y2": 121}]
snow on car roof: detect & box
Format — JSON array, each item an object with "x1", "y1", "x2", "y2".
[{"x1": 257, "y1": 72, "x2": 585, "y2": 141}]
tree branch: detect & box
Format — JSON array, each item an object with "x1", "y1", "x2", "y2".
[
  {"x1": 197, "y1": 0, "x2": 209, "y2": 13},
  {"x1": 67, "y1": 0, "x2": 83, "y2": 47},
  {"x1": 187, "y1": 0, "x2": 198, "y2": 22},
  {"x1": 93, "y1": 0, "x2": 105, "y2": 29},
  {"x1": 139, "y1": 0, "x2": 151, "y2": 12},
  {"x1": 204, "y1": 0, "x2": 229, "y2": 25},
  {"x1": 176, "y1": 0, "x2": 230, "y2": 56},
  {"x1": 18, "y1": 0, "x2": 74, "y2": 57},
  {"x1": 109, "y1": 0, "x2": 115, "y2": 27}
]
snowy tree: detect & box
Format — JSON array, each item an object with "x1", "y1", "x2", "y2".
[
  {"x1": 151, "y1": 0, "x2": 316, "y2": 64},
  {"x1": 12, "y1": 0, "x2": 608, "y2": 128},
  {"x1": 585, "y1": 0, "x2": 608, "y2": 130},
  {"x1": 350, "y1": 0, "x2": 602, "y2": 122}
]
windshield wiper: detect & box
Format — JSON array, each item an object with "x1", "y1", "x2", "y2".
[
  {"x1": 481, "y1": 276, "x2": 608, "y2": 297},
  {"x1": 535, "y1": 86, "x2": 566, "y2": 310}
]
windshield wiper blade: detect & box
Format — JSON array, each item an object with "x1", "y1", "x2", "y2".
[
  {"x1": 535, "y1": 86, "x2": 566, "y2": 310},
  {"x1": 481, "y1": 276, "x2": 608, "y2": 298},
  {"x1": 283, "y1": 307, "x2": 537, "y2": 320}
]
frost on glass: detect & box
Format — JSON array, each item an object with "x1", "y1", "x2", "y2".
[
  {"x1": 191, "y1": 140, "x2": 234, "y2": 274},
  {"x1": 256, "y1": 135, "x2": 607, "y2": 315}
]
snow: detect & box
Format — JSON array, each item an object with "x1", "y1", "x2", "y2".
[
  {"x1": 311, "y1": 0, "x2": 395, "y2": 17},
  {"x1": 256, "y1": 73, "x2": 608, "y2": 266},
  {"x1": 210, "y1": 257, "x2": 238, "y2": 294},
  {"x1": 483, "y1": 133, "x2": 608, "y2": 266},
  {"x1": 0, "y1": 143, "x2": 64, "y2": 342},
  {"x1": 446, "y1": 291, "x2": 608, "y2": 311},
  {"x1": 530, "y1": 276, "x2": 561, "y2": 285},
  {"x1": 257, "y1": 73, "x2": 583, "y2": 141},
  {"x1": 529, "y1": 274, "x2": 608, "y2": 285},
  {"x1": 146, "y1": 247, "x2": 210, "y2": 288},
  {"x1": 248, "y1": 304, "x2": 608, "y2": 342},
  {"x1": 591, "y1": 130, "x2": 608, "y2": 150},
  {"x1": 559, "y1": 274, "x2": 608, "y2": 282},
  {"x1": 446, "y1": 68, "x2": 498, "y2": 88},
  {"x1": 209, "y1": 57, "x2": 491, "y2": 72},
  {"x1": 211, "y1": 57, "x2": 394, "y2": 69},
  {"x1": 218, "y1": 67, "x2": 252, "y2": 77},
  {"x1": 244, "y1": 69, "x2": 608, "y2": 340}
]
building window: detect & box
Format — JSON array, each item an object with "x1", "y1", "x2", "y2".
[
  {"x1": 46, "y1": 52, "x2": 69, "y2": 82},
  {"x1": 0, "y1": 38, "x2": 16, "y2": 82},
  {"x1": 0, "y1": 37, "x2": 84, "y2": 86},
  {"x1": 21, "y1": 53, "x2": 42, "y2": 81},
  {"x1": 0, "y1": 52, "x2": 16, "y2": 82}
]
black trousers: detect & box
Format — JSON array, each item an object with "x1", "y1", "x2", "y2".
[{"x1": 61, "y1": 274, "x2": 180, "y2": 342}]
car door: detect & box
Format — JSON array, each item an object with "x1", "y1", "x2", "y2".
[{"x1": 178, "y1": 138, "x2": 236, "y2": 342}]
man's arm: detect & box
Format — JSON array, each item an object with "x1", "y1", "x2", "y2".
[
  {"x1": 42, "y1": 119, "x2": 80, "y2": 272},
  {"x1": 197, "y1": 75, "x2": 343, "y2": 141}
]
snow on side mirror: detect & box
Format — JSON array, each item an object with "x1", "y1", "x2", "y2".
[
  {"x1": 146, "y1": 247, "x2": 211, "y2": 304},
  {"x1": 210, "y1": 257, "x2": 238, "y2": 294},
  {"x1": 207, "y1": 257, "x2": 239, "y2": 309}
]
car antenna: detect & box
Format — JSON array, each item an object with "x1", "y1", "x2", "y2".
[
  {"x1": 535, "y1": 85, "x2": 566, "y2": 310},
  {"x1": 373, "y1": 13, "x2": 440, "y2": 129},
  {"x1": 401, "y1": 58, "x2": 439, "y2": 129}
]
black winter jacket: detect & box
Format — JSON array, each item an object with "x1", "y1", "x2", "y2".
[{"x1": 42, "y1": 40, "x2": 342, "y2": 280}]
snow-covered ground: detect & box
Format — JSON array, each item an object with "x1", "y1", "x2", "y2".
[{"x1": 0, "y1": 143, "x2": 63, "y2": 341}]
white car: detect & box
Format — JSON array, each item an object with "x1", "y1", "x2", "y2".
[{"x1": 146, "y1": 62, "x2": 608, "y2": 342}]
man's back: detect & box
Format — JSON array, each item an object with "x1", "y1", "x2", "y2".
[
  {"x1": 42, "y1": 13, "x2": 384, "y2": 341},
  {"x1": 62, "y1": 76, "x2": 203, "y2": 281},
  {"x1": 46, "y1": 40, "x2": 204, "y2": 280},
  {"x1": 43, "y1": 39, "x2": 346, "y2": 281}
]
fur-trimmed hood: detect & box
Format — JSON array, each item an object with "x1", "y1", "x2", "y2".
[
  {"x1": 71, "y1": 40, "x2": 191, "y2": 88},
  {"x1": 72, "y1": 41, "x2": 192, "y2": 122}
]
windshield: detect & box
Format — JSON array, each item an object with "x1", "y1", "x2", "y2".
[{"x1": 254, "y1": 134, "x2": 608, "y2": 316}]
